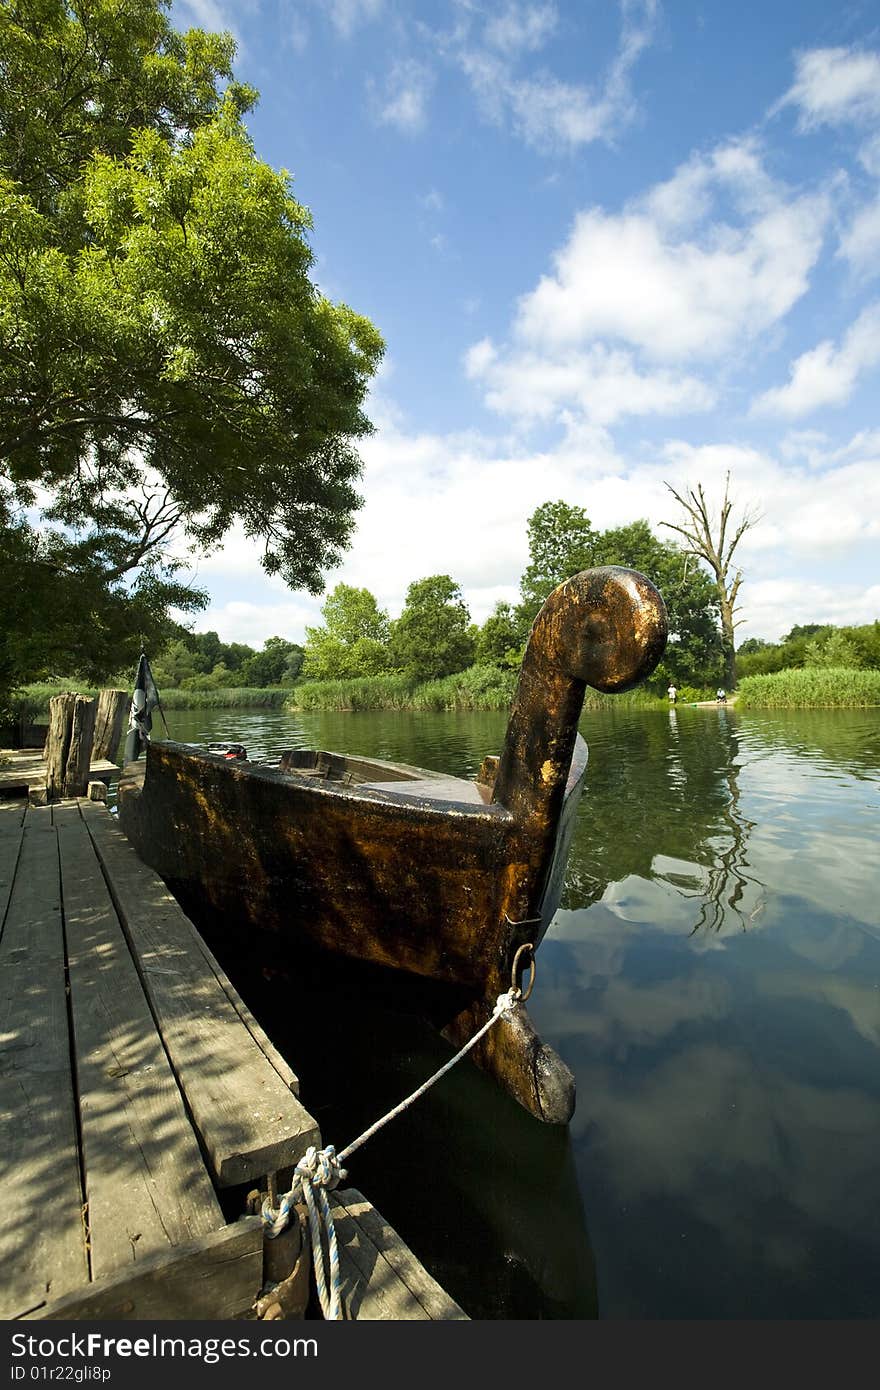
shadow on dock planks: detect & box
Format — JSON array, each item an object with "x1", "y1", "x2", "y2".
[{"x1": 0, "y1": 795, "x2": 466, "y2": 1321}]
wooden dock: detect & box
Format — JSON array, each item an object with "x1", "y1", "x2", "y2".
[
  {"x1": 0, "y1": 794, "x2": 466, "y2": 1321},
  {"x1": 0, "y1": 748, "x2": 119, "y2": 801}
]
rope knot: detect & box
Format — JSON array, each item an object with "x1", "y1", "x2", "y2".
[{"x1": 296, "y1": 1144, "x2": 346, "y2": 1191}]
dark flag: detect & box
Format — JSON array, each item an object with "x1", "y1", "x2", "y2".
[{"x1": 123, "y1": 652, "x2": 161, "y2": 761}]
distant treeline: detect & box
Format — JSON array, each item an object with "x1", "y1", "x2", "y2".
[
  {"x1": 736, "y1": 622, "x2": 880, "y2": 677},
  {"x1": 149, "y1": 633, "x2": 304, "y2": 690}
]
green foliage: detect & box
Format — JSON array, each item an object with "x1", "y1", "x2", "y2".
[
  {"x1": 290, "y1": 673, "x2": 414, "y2": 712},
  {"x1": 12, "y1": 681, "x2": 291, "y2": 716},
  {"x1": 302, "y1": 583, "x2": 392, "y2": 679},
  {"x1": 674, "y1": 685, "x2": 718, "y2": 704},
  {"x1": 0, "y1": 0, "x2": 256, "y2": 227},
  {"x1": 239, "y1": 637, "x2": 303, "y2": 687},
  {"x1": 0, "y1": 497, "x2": 193, "y2": 717},
  {"x1": 290, "y1": 666, "x2": 513, "y2": 713},
  {"x1": 0, "y1": 0, "x2": 383, "y2": 706},
  {"x1": 782, "y1": 623, "x2": 826, "y2": 643},
  {"x1": 804, "y1": 630, "x2": 861, "y2": 668},
  {"x1": 736, "y1": 668, "x2": 880, "y2": 708},
  {"x1": 148, "y1": 631, "x2": 302, "y2": 690},
  {"x1": 475, "y1": 601, "x2": 526, "y2": 669},
  {"x1": 519, "y1": 501, "x2": 599, "y2": 619},
  {"x1": 736, "y1": 621, "x2": 880, "y2": 679},
  {"x1": 390, "y1": 575, "x2": 476, "y2": 683},
  {"x1": 154, "y1": 686, "x2": 290, "y2": 709},
  {"x1": 410, "y1": 665, "x2": 517, "y2": 710}
]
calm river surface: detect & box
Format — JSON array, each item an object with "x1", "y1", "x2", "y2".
[{"x1": 155, "y1": 704, "x2": 880, "y2": 1318}]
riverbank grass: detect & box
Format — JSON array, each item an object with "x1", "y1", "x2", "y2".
[
  {"x1": 736, "y1": 667, "x2": 880, "y2": 708},
  {"x1": 11, "y1": 684, "x2": 291, "y2": 722}
]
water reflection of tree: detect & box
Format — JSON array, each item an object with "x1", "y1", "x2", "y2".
[
  {"x1": 687, "y1": 710, "x2": 764, "y2": 933},
  {"x1": 563, "y1": 707, "x2": 765, "y2": 934}
]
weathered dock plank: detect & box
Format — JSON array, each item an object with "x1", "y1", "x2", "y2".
[
  {"x1": 185, "y1": 928, "x2": 301, "y2": 1096},
  {"x1": 81, "y1": 801, "x2": 321, "y2": 1187},
  {"x1": 329, "y1": 1189, "x2": 468, "y2": 1320},
  {"x1": 0, "y1": 807, "x2": 89, "y2": 1319},
  {"x1": 0, "y1": 750, "x2": 119, "y2": 798},
  {"x1": 334, "y1": 1188, "x2": 468, "y2": 1320},
  {"x1": 25, "y1": 1216, "x2": 264, "y2": 1321},
  {"x1": 0, "y1": 799, "x2": 26, "y2": 938},
  {"x1": 54, "y1": 803, "x2": 224, "y2": 1280}
]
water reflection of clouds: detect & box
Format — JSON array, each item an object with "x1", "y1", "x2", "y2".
[
  {"x1": 537, "y1": 909, "x2": 733, "y2": 1046},
  {"x1": 566, "y1": 1042, "x2": 880, "y2": 1271},
  {"x1": 535, "y1": 902, "x2": 880, "y2": 1280},
  {"x1": 756, "y1": 969, "x2": 880, "y2": 1049}
]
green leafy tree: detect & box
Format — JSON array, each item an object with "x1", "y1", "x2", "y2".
[
  {"x1": 151, "y1": 637, "x2": 200, "y2": 688},
  {"x1": 189, "y1": 630, "x2": 225, "y2": 674},
  {"x1": 390, "y1": 576, "x2": 475, "y2": 682},
  {"x1": 0, "y1": 493, "x2": 200, "y2": 714},
  {"x1": 804, "y1": 630, "x2": 862, "y2": 669},
  {"x1": 302, "y1": 583, "x2": 392, "y2": 679},
  {"x1": 240, "y1": 637, "x2": 304, "y2": 686},
  {"x1": 518, "y1": 500, "x2": 600, "y2": 624},
  {"x1": 0, "y1": 0, "x2": 383, "y2": 705},
  {"x1": 475, "y1": 601, "x2": 527, "y2": 669}
]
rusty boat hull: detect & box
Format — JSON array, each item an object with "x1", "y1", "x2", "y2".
[{"x1": 118, "y1": 566, "x2": 669, "y2": 1125}]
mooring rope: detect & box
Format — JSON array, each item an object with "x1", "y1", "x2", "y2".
[{"x1": 261, "y1": 987, "x2": 521, "y2": 1320}]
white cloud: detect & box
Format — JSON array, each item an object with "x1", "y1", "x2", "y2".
[
  {"x1": 321, "y1": 0, "x2": 385, "y2": 39},
  {"x1": 464, "y1": 139, "x2": 827, "y2": 436},
  {"x1": 483, "y1": 3, "x2": 559, "y2": 57},
  {"x1": 374, "y1": 59, "x2": 433, "y2": 134},
  {"x1": 193, "y1": 598, "x2": 322, "y2": 648},
  {"x1": 752, "y1": 303, "x2": 880, "y2": 418},
  {"x1": 174, "y1": 0, "x2": 254, "y2": 46},
  {"x1": 838, "y1": 197, "x2": 880, "y2": 277},
  {"x1": 745, "y1": 579, "x2": 880, "y2": 641},
  {"x1": 781, "y1": 47, "x2": 880, "y2": 131},
  {"x1": 456, "y1": 0, "x2": 659, "y2": 153},
  {"x1": 465, "y1": 341, "x2": 715, "y2": 426},
  {"x1": 512, "y1": 151, "x2": 828, "y2": 362}
]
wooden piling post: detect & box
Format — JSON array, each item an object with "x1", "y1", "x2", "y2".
[
  {"x1": 44, "y1": 694, "x2": 97, "y2": 801},
  {"x1": 93, "y1": 689, "x2": 129, "y2": 763}
]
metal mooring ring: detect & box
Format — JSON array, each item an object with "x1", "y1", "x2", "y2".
[{"x1": 511, "y1": 942, "x2": 536, "y2": 1003}]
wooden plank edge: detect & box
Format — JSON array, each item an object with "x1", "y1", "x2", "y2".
[
  {"x1": 189, "y1": 933, "x2": 302, "y2": 1096},
  {"x1": 77, "y1": 800, "x2": 300, "y2": 1093},
  {"x1": 0, "y1": 812, "x2": 25, "y2": 944},
  {"x1": 333, "y1": 1189, "x2": 468, "y2": 1320},
  {"x1": 327, "y1": 1199, "x2": 430, "y2": 1321},
  {"x1": 78, "y1": 799, "x2": 322, "y2": 1187},
  {"x1": 22, "y1": 1217, "x2": 264, "y2": 1322}
]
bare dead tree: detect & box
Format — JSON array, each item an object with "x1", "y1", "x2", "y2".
[{"x1": 661, "y1": 472, "x2": 761, "y2": 689}]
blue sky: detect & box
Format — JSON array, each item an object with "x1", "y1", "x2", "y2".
[{"x1": 172, "y1": 0, "x2": 880, "y2": 646}]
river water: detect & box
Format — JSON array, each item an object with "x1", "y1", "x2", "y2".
[{"x1": 148, "y1": 703, "x2": 880, "y2": 1318}]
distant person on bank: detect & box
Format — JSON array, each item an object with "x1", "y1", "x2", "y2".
[{"x1": 668, "y1": 684, "x2": 677, "y2": 703}]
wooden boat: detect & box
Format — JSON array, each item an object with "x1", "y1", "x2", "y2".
[{"x1": 118, "y1": 566, "x2": 667, "y2": 1125}]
